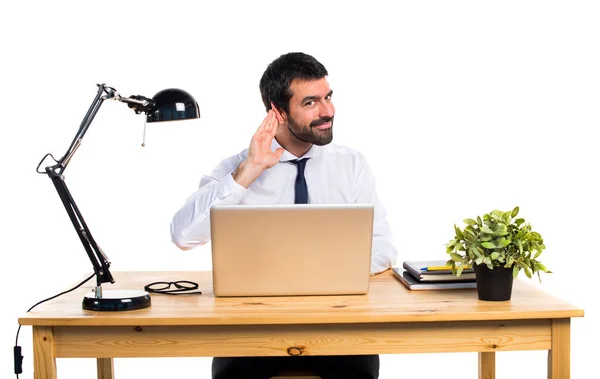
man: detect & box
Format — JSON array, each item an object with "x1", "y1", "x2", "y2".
[{"x1": 170, "y1": 52, "x2": 397, "y2": 379}]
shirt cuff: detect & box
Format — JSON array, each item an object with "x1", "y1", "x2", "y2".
[{"x1": 218, "y1": 173, "x2": 247, "y2": 203}]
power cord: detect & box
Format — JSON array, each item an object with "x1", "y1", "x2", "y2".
[
  {"x1": 14, "y1": 273, "x2": 95, "y2": 378},
  {"x1": 13, "y1": 275, "x2": 201, "y2": 377}
]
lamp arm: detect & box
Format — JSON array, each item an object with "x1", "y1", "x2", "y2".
[
  {"x1": 36, "y1": 83, "x2": 158, "y2": 290},
  {"x1": 37, "y1": 83, "x2": 117, "y2": 288},
  {"x1": 45, "y1": 167, "x2": 114, "y2": 287},
  {"x1": 57, "y1": 84, "x2": 111, "y2": 173},
  {"x1": 53, "y1": 84, "x2": 152, "y2": 172}
]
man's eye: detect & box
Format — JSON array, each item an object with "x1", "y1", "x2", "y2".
[
  {"x1": 325, "y1": 95, "x2": 332, "y2": 100},
  {"x1": 305, "y1": 100, "x2": 315, "y2": 106}
]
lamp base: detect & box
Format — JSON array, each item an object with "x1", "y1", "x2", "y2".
[{"x1": 82, "y1": 289, "x2": 151, "y2": 311}]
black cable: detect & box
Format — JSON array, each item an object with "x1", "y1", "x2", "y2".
[{"x1": 14, "y1": 273, "x2": 95, "y2": 378}]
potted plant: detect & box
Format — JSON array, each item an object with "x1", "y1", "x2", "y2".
[{"x1": 445, "y1": 206, "x2": 551, "y2": 301}]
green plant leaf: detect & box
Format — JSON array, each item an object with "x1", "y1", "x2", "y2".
[
  {"x1": 470, "y1": 247, "x2": 481, "y2": 258},
  {"x1": 513, "y1": 265, "x2": 520, "y2": 278},
  {"x1": 477, "y1": 216, "x2": 482, "y2": 226},
  {"x1": 511, "y1": 206, "x2": 520, "y2": 218},
  {"x1": 516, "y1": 260, "x2": 528, "y2": 270},
  {"x1": 534, "y1": 262, "x2": 549, "y2": 272},
  {"x1": 481, "y1": 225, "x2": 494, "y2": 234},
  {"x1": 481, "y1": 242, "x2": 495, "y2": 249},
  {"x1": 530, "y1": 232, "x2": 543, "y2": 240},
  {"x1": 495, "y1": 237, "x2": 511, "y2": 248},
  {"x1": 454, "y1": 225, "x2": 464, "y2": 240},
  {"x1": 464, "y1": 218, "x2": 477, "y2": 226},
  {"x1": 491, "y1": 210, "x2": 503, "y2": 221},
  {"x1": 494, "y1": 225, "x2": 508, "y2": 237}
]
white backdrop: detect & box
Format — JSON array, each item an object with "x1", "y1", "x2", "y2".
[{"x1": 2, "y1": 1, "x2": 598, "y2": 378}]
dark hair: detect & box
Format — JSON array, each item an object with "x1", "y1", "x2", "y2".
[{"x1": 259, "y1": 52, "x2": 328, "y2": 114}]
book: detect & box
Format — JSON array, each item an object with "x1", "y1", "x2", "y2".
[
  {"x1": 392, "y1": 268, "x2": 477, "y2": 291},
  {"x1": 403, "y1": 260, "x2": 476, "y2": 282}
]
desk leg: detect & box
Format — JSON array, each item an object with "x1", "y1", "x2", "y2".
[
  {"x1": 97, "y1": 358, "x2": 114, "y2": 379},
  {"x1": 478, "y1": 352, "x2": 495, "y2": 379},
  {"x1": 548, "y1": 318, "x2": 570, "y2": 379},
  {"x1": 33, "y1": 326, "x2": 57, "y2": 379}
]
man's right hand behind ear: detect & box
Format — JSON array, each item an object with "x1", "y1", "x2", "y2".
[{"x1": 232, "y1": 109, "x2": 284, "y2": 188}]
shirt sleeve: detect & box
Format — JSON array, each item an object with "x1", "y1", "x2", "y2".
[
  {"x1": 353, "y1": 155, "x2": 398, "y2": 275},
  {"x1": 170, "y1": 158, "x2": 247, "y2": 250}
]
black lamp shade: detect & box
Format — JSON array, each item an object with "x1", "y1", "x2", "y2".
[{"x1": 147, "y1": 88, "x2": 200, "y2": 122}]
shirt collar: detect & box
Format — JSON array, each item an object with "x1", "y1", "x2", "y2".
[{"x1": 272, "y1": 137, "x2": 320, "y2": 161}]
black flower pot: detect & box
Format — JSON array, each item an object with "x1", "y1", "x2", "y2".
[{"x1": 473, "y1": 264, "x2": 514, "y2": 301}]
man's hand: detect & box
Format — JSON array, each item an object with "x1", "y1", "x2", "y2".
[{"x1": 232, "y1": 108, "x2": 284, "y2": 188}]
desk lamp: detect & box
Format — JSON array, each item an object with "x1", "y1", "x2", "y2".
[{"x1": 36, "y1": 83, "x2": 200, "y2": 311}]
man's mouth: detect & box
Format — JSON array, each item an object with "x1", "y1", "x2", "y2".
[
  {"x1": 311, "y1": 117, "x2": 333, "y2": 129},
  {"x1": 314, "y1": 122, "x2": 331, "y2": 130}
]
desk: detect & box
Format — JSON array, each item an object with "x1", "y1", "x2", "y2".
[{"x1": 19, "y1": 270, "x2": 584, "y2": 379}]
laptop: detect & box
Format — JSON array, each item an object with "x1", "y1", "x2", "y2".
[{"x1": 209, "y1": 204, "x2": 374, "y2": 297}]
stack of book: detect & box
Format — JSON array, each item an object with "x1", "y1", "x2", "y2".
[{"x1": 392, "y1": 260, "x2": 477, "y2": 290}]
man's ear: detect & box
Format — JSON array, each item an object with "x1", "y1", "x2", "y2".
[{"x1": 270, "y1": 102, "x2": 285, "y2": 123}]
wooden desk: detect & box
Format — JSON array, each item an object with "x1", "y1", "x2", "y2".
[{"x1": 19, "y1": 270, "x2": 584, "y2": 379}]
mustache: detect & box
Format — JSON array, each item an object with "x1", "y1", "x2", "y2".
[{"x1": 310, "y1": 116, "x2": 334, "y2": 127}]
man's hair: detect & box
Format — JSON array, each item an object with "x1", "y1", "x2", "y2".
[{"x1": 259, "y1": 52, "x2": 328, "y2": 114}]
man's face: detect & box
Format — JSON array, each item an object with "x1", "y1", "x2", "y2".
[{"x1": 285, "y1": 77, "x2": 335, "y2": 146}]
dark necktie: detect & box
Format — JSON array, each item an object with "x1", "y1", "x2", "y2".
[{"x1": 290, "y1": 158, "x2": 309, "y2": 204}]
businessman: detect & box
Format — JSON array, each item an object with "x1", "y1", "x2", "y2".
[{"x1": 171, "y1": 52, "x2": 397, "y2": 379}]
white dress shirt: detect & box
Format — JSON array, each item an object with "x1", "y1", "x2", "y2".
[{"x1": 170, "y1": 139, "x2": 397, "y2": 274}]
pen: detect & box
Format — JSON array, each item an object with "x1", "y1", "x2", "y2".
[{"x1": 420, "y1": 265, "x2": 471, "y2": 271}]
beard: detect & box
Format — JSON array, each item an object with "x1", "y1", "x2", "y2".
[{"x1": 287, "y1": 115, "x2": 334, "y2": 146}]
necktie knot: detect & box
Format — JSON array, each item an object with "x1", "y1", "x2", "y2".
[
  {"x1": 290, "y1": 158, "x2": 309, "y2": 171},
  {"x1": 289, "y1": 158, "x2": 309, "y2": 204}
]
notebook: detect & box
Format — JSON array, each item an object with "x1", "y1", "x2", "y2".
[
  {"x1": 403, "y1": 260, "x2": 476, "y2": 282},
  {"x1": 209, "y1": 204, "x2": 374, "y2": 297},
  {"x1": 392, "y1": 268, "x2": 477, "y2": 290}
]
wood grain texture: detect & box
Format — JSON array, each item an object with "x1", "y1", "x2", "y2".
[
  {"x1": 19, "y1": 271, "x2": 584, "y2": 327},
  {"x1": 33, "y1": 326, "x2": 56, "y2": 379},
  {"x1": 52, "y1": 320, "x2": 550, "y2": 358},
  {"x1": 97, "y1": 358, "x2": 114, "y2": 379},
  {"x1": 478, "y1": 352, "x2": 495, "y2": 379},
  {"x1": 548, "y1": 318, "x2": 570, "y2": 379}
]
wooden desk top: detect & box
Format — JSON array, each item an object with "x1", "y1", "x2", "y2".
[{"x1": 19, "y1": 270, "x2": 584, "y2": 327}]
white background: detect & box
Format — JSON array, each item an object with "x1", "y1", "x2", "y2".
[{"x1": 1, "y1": 1, "x2": 598, "y2": 378}]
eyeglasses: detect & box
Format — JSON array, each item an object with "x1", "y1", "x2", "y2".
[{"x1": 143, "y1": 280, "x2": 202, "y2": 295}]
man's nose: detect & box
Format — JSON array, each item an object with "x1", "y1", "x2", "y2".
[{"x1": 319, "y1": 102, "x2": 334, "y2": 118}]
